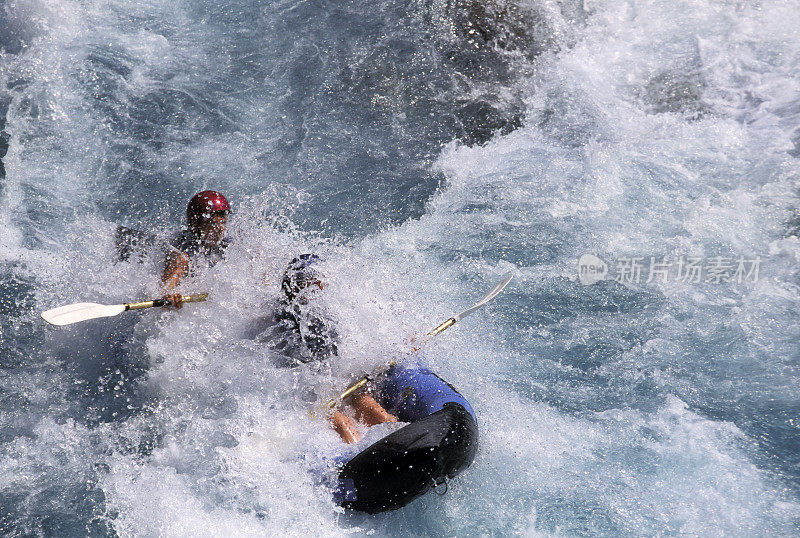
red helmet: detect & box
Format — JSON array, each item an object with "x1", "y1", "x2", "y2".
[{"x1": 187, "y1": 190, "x2": 230, "y2": 225}]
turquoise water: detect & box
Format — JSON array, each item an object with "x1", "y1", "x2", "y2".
[{"x1": 2, "y1": 0, "x2": 800, "y2": 535}]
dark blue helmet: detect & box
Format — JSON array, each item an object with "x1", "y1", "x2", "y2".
[{"x1": 281, "y1": 254, "x2": 322, "y2": 301}]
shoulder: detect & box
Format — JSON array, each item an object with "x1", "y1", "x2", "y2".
[{"x1": 168, "y1": 230, "x2": 199, "y2": 257}]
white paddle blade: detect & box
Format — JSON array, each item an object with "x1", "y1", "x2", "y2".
[
  {"x1": 41, "y1": 303, "x2": 126, "y2": 326},
  {"x1": 480, "y1": 273, "x2": 514, "y2": 304},
  {"x1": 453, "y1": 273, "x2": 513, "y2": 322}
]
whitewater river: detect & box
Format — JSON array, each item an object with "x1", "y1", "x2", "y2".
[{"x1": 2, "y1": 0, "x2": 799, "y2": 535}]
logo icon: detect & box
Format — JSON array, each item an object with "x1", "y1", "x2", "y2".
[{"x1": 578, "y1": 254, "x2": 608, "y2": 286}]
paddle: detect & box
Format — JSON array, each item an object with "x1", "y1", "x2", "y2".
[
  {"x1": 41, "y1": 293, "x2": 209, "y2": 326},
  {"x1": 324, "y1": 273, "x2": 514, "y2": 410}
]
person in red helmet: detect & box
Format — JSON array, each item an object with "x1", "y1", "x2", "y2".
[{"x1": 162, "y1": 190, "x2": 231, "y2": 307}]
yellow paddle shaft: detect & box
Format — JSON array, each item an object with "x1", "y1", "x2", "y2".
[
  {"x1": 324, "y1": 318, "x2": 461, "y2": 410},
  {"x1": 324, "y1": 360, "x2": 400, "y2": 410},
  {"x1": 125, "y1": 293, "x2": 209, "y2": 310}
]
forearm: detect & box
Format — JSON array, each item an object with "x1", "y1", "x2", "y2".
[{"x1": 161, "y1": 252, "x2": 189, "y2": 290}]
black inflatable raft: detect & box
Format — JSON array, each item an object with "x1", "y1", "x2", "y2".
[{"x1": 334, "y1": 363, "x2": 478, "y2": 513}]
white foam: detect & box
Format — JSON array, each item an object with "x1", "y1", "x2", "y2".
[{"x1": 4, "y1": 0, "x2": 800, "y2": 535}]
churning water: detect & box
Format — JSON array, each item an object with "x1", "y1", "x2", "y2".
[{"x1": 2, "y1": 0, "x2": 800, "y2": 535}]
